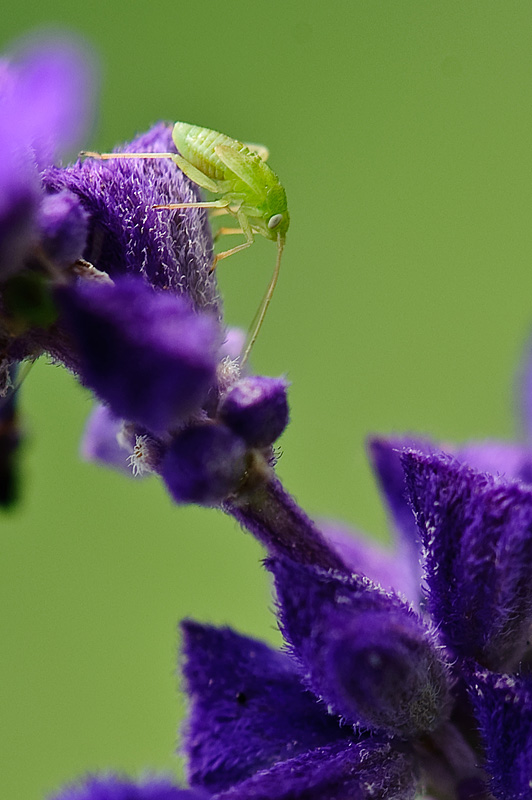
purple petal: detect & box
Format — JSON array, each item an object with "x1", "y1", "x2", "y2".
[
  {"x1": 80, "y1": 404, "x2": 131, "y2": 474},
  {"x1": 39, "y1": 189, "x2": 88, "y2": 266},
  {"x1": 213, "y1": 739, "x2": 416, "y2": 800},
  {"x1": 402, "y1": 450, "x2": 532, "y2": 670},
  {"x1": 454, "y1": 440, "x2": 532, "y2": 486},
  {"x1": 50, "y1": 774, "x2": 209, "y2": 799},
  {"x1": 44, "y1": 124, "x2": 218, "y2": 311},
  {"x1": 181, "y1": 622, "x2": 351, "y2": 794},
  {"x1": 367, "y1": 436, "x2": 435, "y2": 597},
  {"x1": 57, "y1": 277, "x2": 220, "y2": 433},
  {"x1": 219, "y1": 376, "x2": 289, "y2": 448},
  {"x1": 221, "y1": 328, "x2": 245, "y2": 361},
  {"x1": 162, "y1": 425, "x2": 247, "y2": 506},
  {"x1": 0, "y1": 65, "x2": 40, "y2": 278},
  {"x1": 268, "y1": 556, "x2": 450, "y2": 737},
  {"x1": 319, "y1": 521, "x2": 419, "y2": 604},
  {"x1": 7, "y1": 34, "x2": 97, "y2": 166},
  {"x1": 467, "y1": 669, "x2": 532, "y2": 800}
]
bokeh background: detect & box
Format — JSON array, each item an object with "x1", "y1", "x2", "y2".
[{"x1": 2, "y1": 2, "x2": 532, "y2": 797}]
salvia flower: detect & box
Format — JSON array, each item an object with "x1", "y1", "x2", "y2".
[
  {"x1": 179, "y1": 439, "x2": 532, "y2": 799},
  {"x1": 0, "y1": 34, "x2": 292, "y2": 507},
  {"x1": 9, "y1": 28, "x2": 532, "y2": 800},
  {"x1": 0, "y1": 33, "x2": 96, "y2": 501}
]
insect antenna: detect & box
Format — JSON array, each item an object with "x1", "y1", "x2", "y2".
[{"x1": 241, "y1": 235, "x2": 284, "y2": 367}]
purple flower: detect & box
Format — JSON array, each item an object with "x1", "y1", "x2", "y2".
[
  {"x1": 161, "y1": 424, "x2": 248, "y2": 506},
  {"x1": 50, "y1": 774, "x2": 210, "y2": 799},
  {"x1": 0, "y1": 34, "x2": 95, "y2": 282},
  {"x1": 218, "y1": 376, "x2": 289, "y2": 448},
  {"x1": 179, "y1": 442, "x2": 532, "y2": 799},
  {"x1": 0, "y1": 39, "x2": 291, "y2": 504},
  {"x1": 0, "y1": 33, "x2": 96, "y2": 501}
]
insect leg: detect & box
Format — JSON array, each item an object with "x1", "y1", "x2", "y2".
[
  {"x1": 216, "y1": 227, "x2": 244, "y2": 236},
  {"x1": 80, "y1": 151, "x2": 176, "y2": 161},
  {"x1": 153, "y1": 199, "x2": 230, "y2": 211},
  {"x1": 81, "y1": 151, "x2": 226, "y2": 195},
  {"x1": 210, "y1": 211, "x2": 254, "y2": 272},
  {"x1": 213, "y1": 227, "x2": 244, "y2": 243}
]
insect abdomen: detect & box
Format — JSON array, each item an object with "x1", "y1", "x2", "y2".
[{"x1": 172, "y1": 122, "x2": 234, "y2": 181}]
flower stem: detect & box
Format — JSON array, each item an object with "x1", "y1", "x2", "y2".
[{"x1": 224, "y1": 456, "x2": 347, "y2": 571}]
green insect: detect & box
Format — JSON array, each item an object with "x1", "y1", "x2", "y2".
[{"x1": 82, "y1": 122, "x2": 289, "y2": 365}]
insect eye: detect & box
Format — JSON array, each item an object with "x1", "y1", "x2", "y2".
[{"x1": 267, "y1": 213, "x2": 283, "y2": 230}]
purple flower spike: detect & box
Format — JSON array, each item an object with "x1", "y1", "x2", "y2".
[
  {"x1": 51, "y1": 774, "x2": 210, "y2": 799},
  {"x1": 161, "y1": 424, "x2": 247, "y2": 506},
  {"x1": 181, "y1": 622, "x2": 351, "y2": 793},
  {"x1": 268, "y1": 556, "x2": 450, "y2": 737},
  {"x1": 39, "y1": 189, "x2": 88, "y2": 267},
  {"x1": 467, "y1": 669, "x2": 532, "y2": 800},
  {"x1": 402, "y1": 450, "x2": 532, "y2": 670},
  {"x1": 57, "y1": 277, "x2": 220, "y2": 433},
  {"x1": 219, "y1": 376, "x2": 289, "y2": 448}
]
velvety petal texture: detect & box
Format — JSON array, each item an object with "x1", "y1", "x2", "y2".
[
  {"x1": 51, "y1": 775, "x2": 209, "y2": 800},
  {"x1": 367, "y1": 436, "x2": 431, "y2": 599},
  {"x1": 467, "y1": 669, "x2": 532, "y2": 800},
  {"x1": 403, "y1": 450, "x2": 532, "y2": 670},
  {"x1": 181, "y1": 622, "x2": 352, "y2": 794},
  {"x1": 213, "y1": 739, "x2": 416, "y2": 800},
  {"x1": 57, "y1": 277, "x2": 220, "y2": 433},
  {"x1": 268, "y1": 556, "x2": 450, "y2": 737},
  {"x1": 44, "y1": 124, "x2": 218, "y2": 314}
]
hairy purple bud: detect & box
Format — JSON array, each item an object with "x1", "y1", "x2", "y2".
[
  {"x1": 219, "y1": 375, "x2": 289, "y2": 448},
  {"x1": 328, "y1": 609, "x2": 451, "y2": 736},
  {"x1": 161, "y1": 424, "x2": 247, "y2": 506},
  {"x1": 57, "y1": 277, "x2": 220, "y2": 433}
]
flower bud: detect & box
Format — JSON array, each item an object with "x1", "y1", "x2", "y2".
[
  {"x1": 161, "y1": 424, "x2": 247, "y2": 506},
  {"x1": 219, "y1": 376, "x2": 289, "y2": 448}
]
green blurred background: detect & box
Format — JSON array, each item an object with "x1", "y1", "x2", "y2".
[{"x1": 2, "y1": 2, "x2": 532, "y2": 796}]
